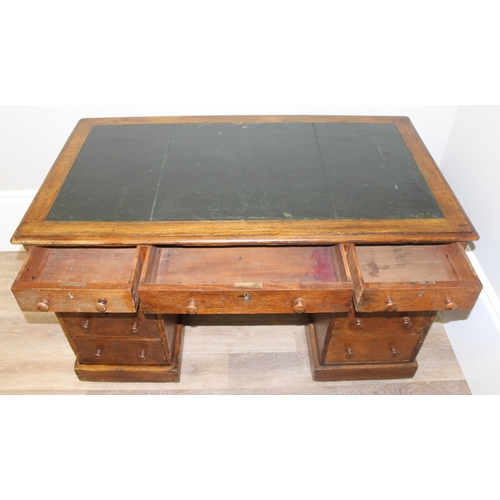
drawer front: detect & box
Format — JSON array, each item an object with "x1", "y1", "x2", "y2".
[
  {"x1": 353, "y1": 286, "x2": 481, "y2": 313},
  {"x1": 11, "y1": 246, "x2": 145, "y2": 313},
  {"x1": 347, "y1": 243, "x2": 482, "y2": 312},
  {"x1": 332, "y1": 310, "x2": 435, "y2": 336},
  {"x1": 57, "y1": 311, "x2": 161, "y2": 339},
  {"x1": 140, "y1": 289, "x2": 353, "y2": 315},
  {"x1": 13, "y1": 288, "x2": 139, "y2": 314},
  {"x1": 72, "y1": 338, "x2": 167, "y2": 365},
  {"x1": 325, "y1": 333, "x2": 421, "y2": 364},
  {"x1": 140, "y1": 245, "x2": 353, "y2": 315}
]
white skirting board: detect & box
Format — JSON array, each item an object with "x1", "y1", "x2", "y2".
[
  {"x1": 0, "y1": 190, "x2": 37, "y2": 251},
  {"x1": 1, "y1": 190, "x2": 499, "y2": 393}
]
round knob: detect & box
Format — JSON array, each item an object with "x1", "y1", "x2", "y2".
[
  {"x1": 390, "y1": 347, "x2": 399, "y2": 358},
  {"x1": 346, "y1": 348, "x2": 354, "y2": 359},
  {"x1": 95, "y1": 298, "x2": 107, "y2": 313},
  {"x1": 353, "y1": 318, "x2": 364, "y2": 330},
  {"x1": 293, "y1": 298, "x2": 307, "y2": 314},
  {"x1": 401, "y1": 317, "x2": 412, "y2": 329},
  {"x1": 93, "y1": 348, "x2": 102, "y2": 360},
  {"x1": 36, "y1": 298, "x2": 49, "y2": 312},
  {"x1": 385, "y1": 297, "x2": 398, "y2": 312},
  {"x1": 130, "y1": 322, "x2": 140, "y2": 334},
  {"x1": 81, "y1": 320, "x2": 91, "y2": 333},
  {"x1": 138, "y1": 350, "x2": 146, "y2": 362},
  {"x1": 186, "y1": 299, "x2": 198, "y2": 315},
  {"x1": 444, "y1": 297, "x2": 458, "y2": 311}
]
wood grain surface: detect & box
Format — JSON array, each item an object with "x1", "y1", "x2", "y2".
[{"x1": 0, "y1": 251, "x2": 471, "y2": 394}]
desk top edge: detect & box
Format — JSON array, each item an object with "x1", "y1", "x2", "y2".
[
  {"x1": 11, "y1": 115, "x2": 479, "y2": 246},
  {"x1": 74, "y1": 115, "x2": 413, "y2": 125}
]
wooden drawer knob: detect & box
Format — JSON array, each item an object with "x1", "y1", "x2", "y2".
[
  {"x1": 444, "y1": 297, "x2": 458, "y2": 311},
  {"x1": 346, "y1": 348, "x2": 354, "y2": 359},
  {"x1": 385, "y1": 297, "x2": 398, "y2": 312},
  {"x1": 130, "y1": 322, "x2": 140, "y2": 334},
  {"x1": 81, "y1": 320, "x2": 91, "y2": 333},
  {"x1": 95, "y1": 298, "x2": 107, "y2": 313},
  {"x1": 401, "y1": 317, "x2": 412, "y2": 329},
  {"x1": 293, "y1": 298, "x2": 307, "y2": 314},
  {"x1": 93, "y1": 348, "x2": 102, "y2": 360},
  {"x1": 186, "y1": 299, "x2": 198, "y2": 315},
  {"x1": 353, "y1": 318, "x2": 364, "y2": 330},
  {"x1": 138, "y1": 350, "x2": 147, "y2": 362},
  {"x1": 36, "y1": 298, "x2": 49, "y2": 312},
  {"x1": 390, "y1": 347, "x2": 399, "y2": 357}
]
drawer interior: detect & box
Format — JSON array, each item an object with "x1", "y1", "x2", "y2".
[
  {"x1": 353, "y1": 244, "x2": 475, "y2": 284},
  {"x1": 22, "y1": 247, "x2": 139, "y2": 285},
  {"x1": 144, "y1": 246, "x2": 348, "y2": 286}
]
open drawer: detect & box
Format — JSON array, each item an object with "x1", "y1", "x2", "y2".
[
  {"x1": 346, "y1": 243, "x2": 482, "y2": 313},
  {"x1": 11, "y1": 246, "x2": 146, "y2": 313},
  {"x1": 139, "y1": 246, "x2": 353, "y2": 315}
]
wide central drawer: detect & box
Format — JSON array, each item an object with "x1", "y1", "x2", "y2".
[{"x1": 139, "y1": 246, "x2": 353, "y2": 314}]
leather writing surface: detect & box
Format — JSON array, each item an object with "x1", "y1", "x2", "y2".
[
  {"x1": 151, "y1": 122, "x2": 335, "y2": 221},
  {"x1": 45, "y1": 122, "x2": 443, "y2": 222},
  {"x1": 46, "y1": 124, "x2": 174, "y2": 221}
]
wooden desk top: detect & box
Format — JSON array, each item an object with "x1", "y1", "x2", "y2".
[{"x1": 11, "y1": 115, "x2": 477, "y2": 246}]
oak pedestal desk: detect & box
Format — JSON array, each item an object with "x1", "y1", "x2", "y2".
[{"x1": 11, "y1": 116, "x2": 482, "y2": 383}]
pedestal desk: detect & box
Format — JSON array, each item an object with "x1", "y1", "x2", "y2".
[{"x1": 11, "y1": 116, "x2": 482, "y2": 383}]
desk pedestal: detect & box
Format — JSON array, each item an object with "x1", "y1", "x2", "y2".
[
  {"x1": 307, "y1": 308, "x2": 436, "y2": 381},
  {"x1": 57, "y1": 311, "x2": 184, "y2": 383},
  {"x1": 55, "y1": 306, "x2": 436, "y2": 383}
]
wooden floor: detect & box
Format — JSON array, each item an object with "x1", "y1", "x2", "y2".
[{"x1": 1, "y1": 251, "x2": 471, "y2": 394}]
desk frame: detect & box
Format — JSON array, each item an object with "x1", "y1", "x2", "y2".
[{"x1": 11, "y1": 116, "x2": 481, "y2": 383}]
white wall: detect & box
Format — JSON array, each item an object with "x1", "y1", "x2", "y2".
[
  {"x1": 439, "y1": 107, "x2": 500, "y2": 296},
  {"x1": 438, "y1": 106, "x2": 500, "y2": 394}
]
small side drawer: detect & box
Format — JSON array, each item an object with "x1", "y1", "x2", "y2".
[
  {"x1": 331, "y1": 309, "x2": 434, "y2": 336},
  {"x1": 140, "y1": 245, "x2": 353, "y2": 314},
  {"x1": 11, "y1": 246, "x2": 146, "y2": 313},
  {"x1": 72, "y1": 338, "x2": 167, "y2": 365},
  {"x1": 326, "y1": 333, "x2": 421, "y2": 364},
  {"x1": 346, "y1": 243, "x2": 482, "y2": 312},
  {"x1": 57, "y1": 310, "x2": 161, "y2": 339}
]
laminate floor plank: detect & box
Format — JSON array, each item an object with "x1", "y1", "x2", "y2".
[
  {"x1": 87, "y1": 380, "x2": 471, "y2": 395},
  {"x1": 0, "y1": 251, "x2": 471, "y2": 395},
  {"x1": 184, "y1": 314, "x2": 301, "y2": 354}
]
